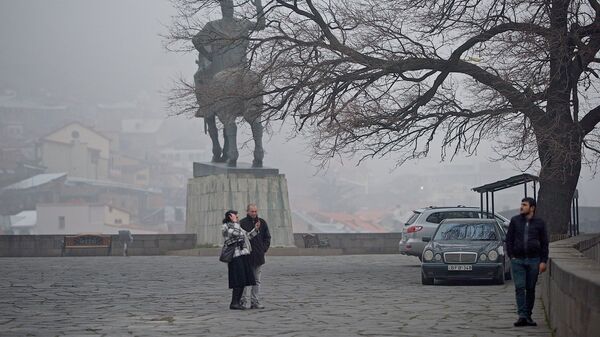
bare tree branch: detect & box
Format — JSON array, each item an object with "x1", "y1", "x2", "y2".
[{"x1": 581, "y1": 104, "x2": 600, "y2": 135}]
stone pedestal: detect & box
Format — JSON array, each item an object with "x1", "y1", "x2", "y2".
[{"x1": 186, "y1": 162, "x2": 295, "y2": 247}]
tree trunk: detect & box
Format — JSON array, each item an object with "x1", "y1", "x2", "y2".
[
  {"x1": 536, "y1": 1, "x2": 579, "y2": 236},
  {"x1": 535, "y1": 123, "x2": 582, "y2": 235}
]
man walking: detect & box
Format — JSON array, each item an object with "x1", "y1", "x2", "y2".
[
  {"x1": 240, "y1": 203, "x2": 271, "y2": 309},
  {"x1": 506, "y1": 197, "x2": 549, "y2": 327}
]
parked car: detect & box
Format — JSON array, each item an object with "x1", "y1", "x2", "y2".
[
  {"x1": 398, "y1": 206, "x2": 509, "y2": 260},
  {"x1": 420, "y1": 218, "x2": 511, "y2": 285}
]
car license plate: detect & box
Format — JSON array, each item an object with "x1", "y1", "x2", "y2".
[{"x1": 448, "y1": 265, "x2": 472, "y2": 271}]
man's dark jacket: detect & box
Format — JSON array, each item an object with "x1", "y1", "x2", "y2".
[
  {"x1": 240, "y1": 215, "x2": 271, "y2": 267},
  {"x1": 506, "y1": 214, "x2": 549, "y2": 263}
]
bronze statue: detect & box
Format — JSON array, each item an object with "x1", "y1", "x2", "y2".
[{"x1": 193, "y1": 0, "x2": 265, "y2": 167}]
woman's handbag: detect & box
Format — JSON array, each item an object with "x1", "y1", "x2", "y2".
[{"x1": 219, "y1": 243, "x2": 235, "y2": 263}]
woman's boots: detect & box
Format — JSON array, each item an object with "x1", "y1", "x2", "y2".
[{"x1": 229, "y1": 288, "x2": 245, "y2": 310}]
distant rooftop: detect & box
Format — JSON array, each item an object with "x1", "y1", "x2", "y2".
[
  {"x1": 1, "y1": 173, "x2": 67, "y2": 191},
  {"x1": 2, "y1": 173, "x2": 160, "y2": 194},
  {"x1": 10, "y1": 210, "x2": 37, "y2": 228},
  {"x1": 66, "y1": 176, "x2": 162, "y2": 194},
  {"x1": 0, "y1": 93, "x2": 67, "y2": 110},
  {"x1": 97, "y1": 101, "x2": 138, "y2": 110},
  {"x1": 121, "y1": 119, "x2": 163, "y2": 134}
]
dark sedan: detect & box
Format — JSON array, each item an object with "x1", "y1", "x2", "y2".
[{"x1": 420, "y1": 219, "x2": 511, "y2": 285}]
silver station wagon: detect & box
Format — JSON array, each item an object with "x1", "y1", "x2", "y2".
[
  {"x1": 420, "y1": 219, "x2": 511, "y2": 285},
  {"x1": 399, "y1": 206, "x2": 509, "y2": 260}
]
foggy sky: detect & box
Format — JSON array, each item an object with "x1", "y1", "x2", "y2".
[{"x1": 1, "y1": 0, "x2": 598, "y2": 212}]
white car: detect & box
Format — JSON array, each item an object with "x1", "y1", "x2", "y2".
[{"x1": 398, "y1": 206, "x2": 509, "y2": 260}]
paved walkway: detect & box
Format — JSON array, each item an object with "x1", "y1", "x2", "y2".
[{"x1": 0, "y1": 255, "x2": 551, "y2": 337}]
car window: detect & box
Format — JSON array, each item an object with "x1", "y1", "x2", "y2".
[
  {"x1": 479, "y1": 211, "x2": 494, "y2": 219},
  {"x1": 434, "y1": 222, "x2": 499, "y2": 241},
  {"x1": 426, "y1": 211, "x2": 479, "y2": 224},
  {"x1": 425, "y1": 212, "x2": 442, "y2": 224},
  {"x1": 447, "y1": 211, "x2": 480, "y2": 219},
  {"x1": 477, "y1": 212, "x2": 509, "y2": 229},
  {"x1": 405, "y1": 212, "x2": 420, "y2": 226}
]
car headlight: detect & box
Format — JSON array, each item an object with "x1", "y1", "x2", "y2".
[
  {"x1": 488, "y1": 250, "x2": 498, "y2": 261},
  {"x1": 423, "y1": 250, "x2": 434, "y2": 262},
  {"x1": 434, "y1": 253, "x2": 442, "y2": 262},
  {"x1": 479, "y1": 253, "x2": 488, "y2": 262}
]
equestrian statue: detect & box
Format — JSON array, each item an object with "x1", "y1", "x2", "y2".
[{"x1": 192, "y1": 0, "x2": 265, "y2": 168}]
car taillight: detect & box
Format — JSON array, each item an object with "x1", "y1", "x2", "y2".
[{"x1": 407, "y1": 226, "x2": 423, "y2": 233}]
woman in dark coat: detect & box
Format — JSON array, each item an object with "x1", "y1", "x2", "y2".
[{"x1": 221, "y1": 210, "x2": 260, "y2": 310}]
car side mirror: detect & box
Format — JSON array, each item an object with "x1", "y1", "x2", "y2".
[{"x1": 422, "y1": 237, "x2": 431, "y2": 243}]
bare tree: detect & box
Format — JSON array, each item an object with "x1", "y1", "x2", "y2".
[{"x1": 167, "y1": 0, "x2": 600, "y2": 235}]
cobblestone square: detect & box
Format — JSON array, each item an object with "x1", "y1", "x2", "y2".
[{"x1": 0, "y1": 255, "x2": 551, "y2": 336}]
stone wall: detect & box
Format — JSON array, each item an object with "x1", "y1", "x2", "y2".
[
  {"x1": 0, "y1": 234, "x2": 196, "y2": 257},
  {"x1": 540, "y1": 234, "x2": 600, "y2": 337},
  {"x1": 576, "y1": 234, "x2": 600, "y2": 263},
  {"x1": 186, "y1": 171, "x2": 295, "y2": 247},
  {"x1": 294, "y1": 233, "x2": 403, "y2": 254},
  {"x1": 1, "y1": 233, "x2": 404, "y2": 257}
]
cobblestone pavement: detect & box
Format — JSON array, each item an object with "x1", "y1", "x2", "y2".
[{"x1": 0, "y1": 255, "x2": 551, "y2": 337}]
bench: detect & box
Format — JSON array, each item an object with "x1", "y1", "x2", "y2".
[
  {"x1": 62, "y1": 234, "x2": 112, "y2": 256},
  {"x1": 302, "y1": 233, "x2": 330, "y2": 248}
]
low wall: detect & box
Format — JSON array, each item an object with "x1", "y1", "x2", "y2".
[
  {"x1": 293, "y1": 233, "x2": 403, "y2": 255},
  {"x1": 540, "y1": 234, "x2": 600, "y2": 337},
  {"x1": 0, "y1": 234, "x2": 197, "y2": 257},
  {"x1": 167, "y1": 247, "x2": 344, "y2": 257},
  {"x1": 577, "y1": 234, "x2": 600, "y2": 263}
]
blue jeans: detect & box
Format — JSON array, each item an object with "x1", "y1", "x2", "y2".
[{"x1": 511, "y1": 258, "x2": 540, "y2": 318}]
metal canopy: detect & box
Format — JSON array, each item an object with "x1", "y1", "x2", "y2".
[
  {"x1": 472, "y1": 173, "x2": 539, "y2": 223},
  {"x1": 472, "y1": 173, "x2": 538, "y2": 193},
  {"x1": 472, "y1": 173, "x2": 579, "y2": 236}
]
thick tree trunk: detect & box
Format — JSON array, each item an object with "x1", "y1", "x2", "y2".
[
  {"x1": 536, "y1": 2, "x2": 580, "y2": 236},
  {"x1": 535, "y1": 122, "x2": 582, "y2": 235}
]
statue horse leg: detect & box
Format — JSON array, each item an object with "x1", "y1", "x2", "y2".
[
  {"x1": 244, "y1": 102, "x2": 264, "y2": 168},
  {"x1": 205, "y1": 114, "x2": 226, "y2": 163},
  {"x1": 218, "y1": 108, "x2": 238, "y2": 167}
]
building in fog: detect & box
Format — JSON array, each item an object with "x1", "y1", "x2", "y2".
[
  {"x1": 37, "y1": 122, "x2": 110, "y2": 180},
  {"x1": 119, "y1": 119, "x2": 163, "y2": 159},
  {"x1": 109, "y1": 152, "x2": 151, "y2": 187},
  {"x1": 35, "y1": 203, "x2": 131, "y2": 234},
  {"x1": 0, "y1": 91, "x2": 74, "y2": 141},
  {"x1": 159, "y1": 148, "x2": 207, "y2": 169},
  {"x1": 8, "y1": 210, "x2": 37, "y2": 234},
  {"x1": 0, "y1": 173, "x2": 67, "y2": 215},
  {"x1": 0, "y1": 173, "x2": 165, "y2": 229}
]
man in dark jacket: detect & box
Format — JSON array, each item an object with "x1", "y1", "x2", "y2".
[
  {"x1": 506, "y1": 197, "x2": 549, "y2": 327},
  {"x1": 239, "y1": 203, "x2": 271, "y2": 309}
]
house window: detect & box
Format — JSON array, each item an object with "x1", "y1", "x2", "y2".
[{"x1": 59, "y1": 216, "x2": 66, "y2": 229}]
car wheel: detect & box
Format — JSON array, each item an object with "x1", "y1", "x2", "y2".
[
  {"x1": 421, "y1": 271, "x2": 434, "y2": 285},
  {"x1": 504, "y1": 269, "x2": 512, "y2": 281}
]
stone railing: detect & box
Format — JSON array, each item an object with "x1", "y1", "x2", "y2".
[
  {"x1": 293, "y1": 232, "x2": 403, "y2": 255},
  {"x1": 576, "y1": 234, "x2": 600, "y2": 263},
  {"x1": 540, "y1": 233, "x2": 600, "y2": 337},
  {"x1": 0, "y1": 234, "x2": 196, "y2": 257}
]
